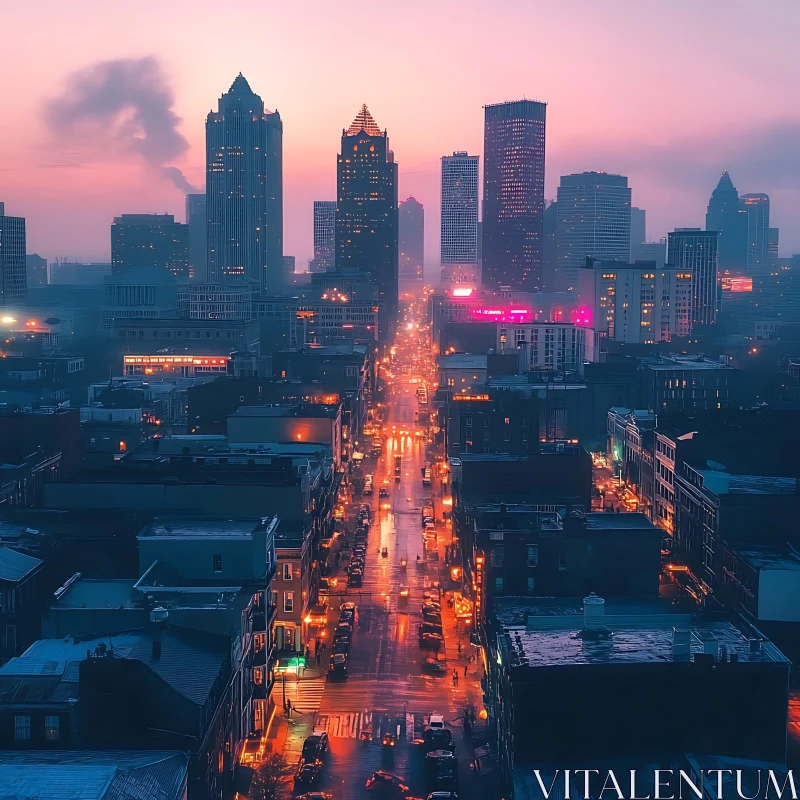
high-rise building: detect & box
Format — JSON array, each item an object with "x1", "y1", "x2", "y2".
[
  {"x1": 630, "y1": 207, "x2": 646, "y2": 255},
  {"x1": 740, "y1": 193, "x2": 770, "y2": 275},
  {"x1": 311, "y1": 201, "x2": 336, "y2": 273},
  {"x1": 706, "y1": 172, "x2": 747, "y2": 271},
  {"x1": 554, "y1": 172, "x2": 631, "y2": 292},
  {"x1": 541, "y1": 200, "x2": 558, "y2": 290},
  {"x1": 399, "y1": 197, "x2": 424, "y2": 285},
  {"x1": 26, "y1": 254, "x2": 47, "y2": 288},
  {"x1": 482, "y1": 100, "x2": 546, "y2": 290},
  {"x1": 768, "y1": 228, "x2": 779, "y2": 263},
  {"x1": 186, "y1": 193, "x2": 207, "y2": 282},
  {"x1": 440, "y1": 152, "x2": 478, "y2": 285},
  {"x1": 335, "y1": 104, "x2": 398, "y2": 342},
  {"x1": 283, "y1": 255, "x2": 296, "y2": 275},
  {"x1": 111, "y1": 214, "x2": 190, "y2": 278},
  {"x1": 0, "y1": 203, "x2": 26, "y2": 305},
  {"x1": 206, "y1": 74, "x2": 283, "y2": 292},
  {"x1": 667, "y1": 228, "x2": 719, "y2": 328}
]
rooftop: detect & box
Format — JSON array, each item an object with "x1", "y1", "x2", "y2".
[
  {"x1": 699, "y1": 469, "x2": 798, "y2": 496},
  {"x1": 438, "y1": 354, "x2": 487, "y2": 369},
  {"x1": 642, "y1": 354, "x2": 731, "y2": 371},
  {"x1": 0, "y1": 546, "x2": 43, "y2": 582},
  {"x1": 346, "y1": 103, "x2": 383, "y2": 136},
  {"x1": 229, "y1": 403, "x2": 340, "y2": 419},
  {"x1": 140, "y1": 518, "x2": 266, "y2": 540},
  {"x1": 52, "y1": 577, "x2": 138, "y2": 609},
  {"x1": 0, "y1": 751, "x2": 188, "y2": 800},
  {"x1": 735, "y1": 547, "x2": 800, "y2": 571}
]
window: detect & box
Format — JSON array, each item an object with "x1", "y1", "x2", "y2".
[
  {"x1": 527, "y1": 577, "x2": 536, "y2": 594},
  {"x1": 253, "y1": 667, "x2": 264, "y2": 685},
  {"x1": 284, "y1": 591, "x2": 294, "y2": 613},
  {"x1": 559, "y1": 552, "x2": 568, "y2": 570},
  {"x1": 345, "y1": 366, "x2": 358, "y2": 377},
  {"x1": 491, "y1": 546, "x2": 504, "y2": 567},
  {"x1": 271, "y1": 590, "x2": 278, "y2": 608},
  {"x1": 465, "y1": 416, "x2": 472, "y2": 428},
  {"x1": 283, "y1": 563, "x2": 292, "y2": 581},
  {"x1": 45, "y1": 715, "x2": 60, "y2": 741},
  {"x1": 527, "y1": 545, "x2": 539, "y2": 567},
  {"x1": 494, "y1": 577, "x2": 504, "y2": 594},
  {"x1": 213, "y1": 554, "x2": 223, "y2": 573},
  {"x1": 14, "y1": 715, "x2": 30, "y2": 741}
]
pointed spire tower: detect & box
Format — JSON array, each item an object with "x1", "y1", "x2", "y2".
[
  {"x1": 346, "y1": 104, "x2": 384, "y2": 137},
  {"x1": 706, "y1": 170, "x2": 746, "y2": 270}
]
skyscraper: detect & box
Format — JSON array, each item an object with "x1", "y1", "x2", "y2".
[
  {"x1": 206, "y1": 74, "x2": 283, "y2": 292},
  {"x1": 440, "y1": 152, "x2": 479, "y2": 285},
  {"x1": 26, "y1": 254, "x2": 47, "y2": 288},
  {"x1": 0, "y1": 203, "x2": 26, "y2": 305},
  {"x1": 740, "y1": 193, "x2": 770, "y2": 275},
  {"x1": 630, "y1": 207, "x2": 646, "y2": 255},
  {"x1": 706, "y1": 172, "x2": 747, "y2": 271},
  {"x1": 311, "y1": 201, "x2": 336, "y2": 272},
  {"x1": 667, "y1": 228, "x2": 719, "y2": 328},
  {"x1": 482, "y1": 100, "x2": 546, "y2": 290},
  {"x1": 186, "y1": 193, "x2": 207, "y2": 282},
  {"x1": 554, "y1": 172, "x2": 631, "y2": 292},
  {"x1": 335, "y1": 104, "x2": 398, "y2": 342},
  {"x1": 399, "y1": 197, "x2": 424, "y2": 285},
  {"x1": 111, "y1": 214, "x2": 189, "y2": 278}
]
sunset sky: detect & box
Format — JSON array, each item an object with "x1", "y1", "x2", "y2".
[{"x1": 3, "y1": 0, "x2": 800, "y2": 272}]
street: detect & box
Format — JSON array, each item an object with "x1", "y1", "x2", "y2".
[{"x1": 277, "y1": 301, "x2": 494, "y2": 800}]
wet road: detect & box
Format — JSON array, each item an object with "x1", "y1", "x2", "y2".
[{"x1": 286, "y1": 309, "x2": 493, "y2": 800}]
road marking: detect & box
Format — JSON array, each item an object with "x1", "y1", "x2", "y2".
[{"x1": 406, "y1": 712, "x2": 415, "y2": 741}]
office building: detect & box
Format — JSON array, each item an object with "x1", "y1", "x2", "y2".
[
  {"x1": 49, "y1": 260, "x2": 111, "y2": 285},
  {"x1": 283, "y1": 255, "x2": 295, "y2": 276},
  {"x1": 706, "y1": 171, "x2": 747, "y2": 270},
  {"x1": 335, "y1": 104, "x2": 398, "y2": 342},
  {"x1": 311, "y1": 200, "x2": 336, "y2": 272},
  {"x1": 630, "y1": 206, "x2": 646, "y2": 254},
  {"x1": 207, "y1": 74, "x2": 283, "y2": 292},
  {"x1": 495, "y1": 321, "x2": 588, "y2": 373},
  {"x1": 740, "y1": 192, "x2": 770, "y2": 275},
  {"x1": 482, "y1": 100, "x2": 546, "y2": 290},
  {"x1": 667, "y1": 228, "x2": 719, "y2": 327},
  {"x1": 0, "y1": 203, "x2": 26, "y2": 305},
  {"x1": 176, "y1": 283, "x2": 254, "y2": 320},
  {"x1": 26, "y1": 254, "x2": 47, "y2": 288},
  {"x1": 441, "y1": 152, "x2": 479, "y2": 285},
  {"x1": 185, "y1": 193, "x2": 207, "y2": 282},
  {"x1": 110, "y1": 214, "x2": 189, "y2": 278},
  {"x1": 541, "y1": 200, "x2": 558, "y2": 289},
  {"x1": 399, "y1": 196, "x2": 424, "y2": 284},
  {"x1": 102, "y1": 268, "x2": 179, "y2": 337},
  {"x1": 582, "y1": 258, "x2": 693, "y2": 345},
  {"x1": 554, "y1": 172, "x2": 631, "y2": 292},
  {"x1": 768, "y1": 227, "x2": 779, "y2": 262}
]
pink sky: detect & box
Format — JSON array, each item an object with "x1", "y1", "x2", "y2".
[{"x1": 3, "y1": 0, "x2": 800, "y2": 272}]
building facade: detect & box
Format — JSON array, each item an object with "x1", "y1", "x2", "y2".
[
  {"x1": 399, "y1": 196, "x2": 424, "y2": 285},
  {"x1": 441, "y1": 152, "x2": 479, "y2": 285},
  {"x1": 26, "y1": 254, "x2": 47, "y2": 288},
  {"x1": 667, "y1": 228, "x2": 719, "y2": 327},
  {"x1": 207, "y1": 74, "x2": 283, "y2": 292},
  {"x1": 0, "y1": 203, "x2": 26, "y2": 306},
  {"x1": 185, "y1": 193, "x2": 207, "y2": 282},
  {"x1": 554, "y1": 172, "x2": 631, "y2": 293},
  {"x1": 740, "y1": 192, "x2": 770, "y2": 276},
  {"x1": 482, "y1": 100, "x2": 547, "y2": 290},
  {"x1": 311, "y1": 201, "x2": 336, "y2": 273},
  {"x1": 101, "y1": 269, "x2": 179, "y2": 337},
  {"x1": 496, "y1": 321, "x2": 587, "y2": 374},
  {"x1": 177, "y1": 283, "x2": 254, "y2": 320},
  {"x1": 111, "y1": 214, "x2": 189, "y2": 278},
  {"x1": 706, "y1": 171, "x2": 747, "y2": 271},
  {"x1": 335, "y1": 105, "x2": 398, "y2": 343}
]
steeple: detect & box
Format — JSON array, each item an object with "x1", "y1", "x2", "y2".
[
  {"x1": 714, "y1": 171, "x2": 736, "y2": 194},
  {"x1": 346, "y1": 104, "x2": 383, "y2": 136},
  {"x1": 228, "y1": 73, "x2": 254, "y2": 95}
]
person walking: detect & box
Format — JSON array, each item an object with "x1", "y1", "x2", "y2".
[
  {"x1": 286, "y1": 699, "x2": 292, "y2": 718},
  {"x1": 464, "y1": 664, "x2": 468, "y2": 678},
  {"x1": 452, "y1": 669, "x2": 458, "y2": 687}
]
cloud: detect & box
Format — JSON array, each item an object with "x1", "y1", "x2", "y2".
[{"x1": 44, "y1": 56, "x2": 197, "y2": 192}]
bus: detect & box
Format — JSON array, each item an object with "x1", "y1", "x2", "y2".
[{"x1": 394, "y1": 455, "x2": 402, "y2": 482}]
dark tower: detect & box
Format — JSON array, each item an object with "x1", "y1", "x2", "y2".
[
  {"x1": 482, "y1": 100, "x2": 547, "y2": 290},
  {"x1": 335, "y1": 105, "x2": 399, "y2": 342},
  {"x1": 399, "y1": 197, "x2": 424, "y2": 286},
  {"x1": 706, "y1": 171, "x2": 746, "y2": 271}
]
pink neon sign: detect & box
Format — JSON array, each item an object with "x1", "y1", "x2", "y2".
[{"x1": 470, "y1": 306, "x2": 534, "y2": 323}]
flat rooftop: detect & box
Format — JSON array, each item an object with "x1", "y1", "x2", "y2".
[
  {"x1": 140, "y1": 518, "x2": 263, "y2": 539},
  {"x1": 643, "y1": 355, "x2": 732, "y2": 371},
  {"x1": 53, "y1": 577, "x2": 138, "y2": 609},
  {"x1": 700, "y1": 469, "x2": 798, "y2": 496},
  {"x1": 736, "y1": 547, "x2": 800, "y2": 571},
  {"x1": 493, "y1": 598, "x2": 789, "y2": 669},
  {"x1": 437, "y1": 354, "x2": 487, "y2": 369},
  {"x1": 229, "y1": 403, "x2": 339, "y2": 419}
]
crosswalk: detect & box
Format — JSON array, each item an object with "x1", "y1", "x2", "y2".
[
  {"x1": 314, "y1": 711, "x2": 434, "y2": 740},
  {"x1": 279, "y1": 676, "x2": 326, "y2": 712}
]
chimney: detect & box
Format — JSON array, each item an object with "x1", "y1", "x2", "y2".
[
  {"x1": 582, "y1": 593, "x2": 605, "y2": 628},
  {"x1": 672, "y1": 627, "x2": 690, "y2": 660}
]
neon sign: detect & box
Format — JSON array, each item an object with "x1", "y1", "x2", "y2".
[
  {"x1": 570, "y1": 306, "x2": 594, "y2": 327},
  {"x1": 451, "y1": 287, "x2": 475, "y2": 298},
  {"x1": 470, "y1": 306, "x2": 533, "y2": 323}
]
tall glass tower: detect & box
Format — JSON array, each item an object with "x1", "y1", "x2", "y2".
[
  {"x1": 335, "y1": 104, "x2": 398, "y2": 342},
  {"x1": 740, "y1": 193, "x2": 770, "y2": 276},
  {"x1": 706, "y1": 172, "x2": 747, "y2": 271},
  {"x1": 311, "y1": 201, "x2": 336, "y2": 273},
  {"x1": 206, "y1": 74, "x2": 283, "y2": 292},
  {"x1": 0, "y1": 203, "x2": 27, "y2": 306},
  {"x1": 399, "y1": 197, "x2": 424, "y2": 285},
  {"x1": 668, "y1": 228, "x2": 719, "y2": 328},
  {"x1": 482, "y1": 100, "x2": 546, "y2": 290},
  {"x1": 440, "y1": 152, "x2": 478, "y2": 285}
]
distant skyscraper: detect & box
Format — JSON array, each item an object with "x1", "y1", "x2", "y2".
[
  {"x1": 399, "y1": 197, "x2": 424, "y2": 285},
  {"x1": 706, "y1": 172, "x2": 747, "y2": 271},
  {"x1": 541, "y1": 201, "x2": 558, "y2": 290},
  {"x1": 186, "y1": 193, "x2": 207, "y2": 282},
  {"x1": 554, "y1": 172, "x2": 631, "y2": 292},
  {"x1": 740, "y1": 193, "x2": 770, "y2": 275},
  {"x1": 283, "y1": 255, "x2": 296, "y2": 275},
  {"x1": 768, "y1": 228, "x2": 779, "y2": 263},
  {"x1": 0, "y1": 203, "x2": 26, "y2": 305},
  {"x1": 311, "y1": 201, "x2": 336, "y2": 273},
  {"x1": 482, "y1": 100, "x2": 546, "y2": 290},
  {"x1": 111, "y1": 214, "x2": 189, "y2": 278},
  {"x1": 630, "y1": 207, "x2": 646, "y2": 253},
  {"x1": 335, "y1": 104, "x2": 398, "y2": 342},
  {"x1": 206, "y1": 74, "x2": 283, "y2": 292},
  {"x1": 26, "y1": 254, "x2": 47, "y2": 288},
  {"x1": 440, "y1": 152, "x2": 478, "y2": 285},
  {"x1": 668, "y1": 228, "x2": 719, "y2": 328}
]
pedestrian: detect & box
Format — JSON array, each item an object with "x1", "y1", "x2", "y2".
[
  {"x1": 464, "y1": 664, "x2": 468, "y2": 678},
  {"x1": 315, "y1": 638, "x2": 320, "y2": 658},
  {"x1": 452, "y1": 669, "x2": 458, "y2": 687},
  {"x1": 287, "y1": 699, "x2": 292, "y2": 717},
  {"x1": 316, "y1": 651, "x2": 321, "y2": 666}
]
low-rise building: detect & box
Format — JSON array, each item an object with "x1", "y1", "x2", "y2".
[{"x1": 0, "y1": 547, "x2": 45, "y2": 658}]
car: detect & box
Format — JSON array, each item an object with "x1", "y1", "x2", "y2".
[
  {"x1": 399, "y1": 585, "x2": 410, "y2": 599},
  {"x1": 381, "y1": 731, "x2": 396, "y2": 747},
  {"x1": 421, "y1": 658, "x2": 448, "y2": 676},
  {"x1": 341, "y1": 601, "x2": 356, "y2": 612},
  {"x1": 340, "y1": 607, "x2": 356, "y2": 623},
  {"x1": 422, "y1": 600, "x2": 441, "y2": 611},
  {"x1": 424, "y1": 727, "x2": 454, "y2": 753},
  {"x1": 419, "y1": 632, "x2": 443, "y2": 650},
  {"x1": 301, "y1": 731, "x2": 330, "y2": 761},
  {"x1": 426, "y1": 793, "x2": 459, "y2": 800},
  {"x1": 381, "y1": 547, "x2": 389, "y2": 557},
  {"x1": 379, "y1": 487, "x2": 390, "y2": 498},
  {"x1": 327, "y1": 653, "x2": 348, "y2": 680},
  {"x1": 363, "y1": 485, "x2": 373, "y2": 496},
  {"x1": 419, "y1": 622, "x2": 443, "y2": 638},
  {"x1": 335, "y1": 619, "x2": 353, "y2": 635},
  {"x1": 428, "y1": 714, "x2": 445, "y2": 731},
  {"x1": 348, "y1": 573, "x2": 363, "y2": 587},
  {"x1": 422, "y1": 607, "x2": 441, "y2": 620},
  {"x1": 295, "y1": 759, "x2": 323, "y2": 785},
  {"x1": 366, "y1": 771, "x2": 409, "y2": 792},
  {"x1": 334, "y1": 628, "x2": 352, "y2": 646},
  {"x1": 333, "y1": 639, "x2": 349, "y2": 655}
]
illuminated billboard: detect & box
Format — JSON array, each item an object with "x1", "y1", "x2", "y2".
[
  {"x1": 470, "y1": 306, "x2": 533, "y2": 323},
  {"x1": 721, "y1": 276, "x2": 753, "y2": 293}
]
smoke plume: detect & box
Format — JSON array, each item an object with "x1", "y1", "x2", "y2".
[{"x1": 45, "y1": 56, "x2": 198, "y2": 192}]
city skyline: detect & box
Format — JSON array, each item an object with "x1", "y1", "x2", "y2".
[{"x1": 4, "y1": 2, "x2": 800, "y2": 271}]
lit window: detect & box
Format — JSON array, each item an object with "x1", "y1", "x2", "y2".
[
  {"x1": 283, "y1": 563, "x2": 292, "y2": 581},
  {"x1": 45, "y1": 716, "x2": 60, "y2": 741},
  {"x1": 284, "y1": 592, "x2": 294, "y2": 613}
]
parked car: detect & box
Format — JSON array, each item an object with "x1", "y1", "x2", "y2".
[
  {"x1": 295, "y1": 759, "x2": 323, "y2": 785},
  {"x1": 421, "y1": 658, "x2": 448, "y2": 676},
  {"x1": 348, "y1": 573, "x2": 363, "y2": 587},
  {"x1": 302, "y1": 731, "x2": 330, "y2": 761},
  {"x1": 419, "y1": 632, "x2": 443, "y2": 650},
  {"x1": 333, "y1": 639, "x2": 350, "y2": 655},
  {"x1": 327, "y1": 653, "x2": 348, "y2": 681},
  {"x1": 365, "y1": 771, "x2": 409, "y2": 792},
  {"x1": 419, "y1": 622, "x2": 444, "y2": 638}
]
